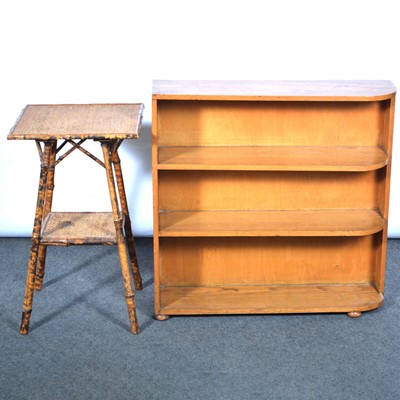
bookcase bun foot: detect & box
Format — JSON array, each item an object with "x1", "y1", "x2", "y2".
[
  {"x1": 155, "y1": 314, "x2": 170, "y2": 321},
  {"x1": 347, "y1": 311, "x2": 362, "y2": 318}
]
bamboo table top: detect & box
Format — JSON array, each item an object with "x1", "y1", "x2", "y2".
[{"x1": 8, "y1": 104, "x2": 144, "y2": 141}]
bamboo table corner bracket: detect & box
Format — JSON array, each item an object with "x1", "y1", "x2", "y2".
[{"x1": 8, "y1": 104, "x2": 144, "y2": 335}]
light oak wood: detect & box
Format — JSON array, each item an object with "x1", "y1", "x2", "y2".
[
  {"x1": 152, "y1": 99, "x2": 162, "y2": 316},
  {"x1": 153, "y1": 80, "x2": 396, "y2": 101},
  {"x1": 160, "y1": 284, "x2": 383, "y2": 315},
  {"x1": 159, "y1": 209, "x2": 384, "y2": 237},
  {"x1": 157, "y1": 100, "x2": 387, "y2": 147},
  {"x1": 152, "y1": 80, "x2": 396, "y2": 320},
  {"x1": 158, "y1": 170, "x2": 382, "y2": 211},
  {"x1": 158, "y1": 146, "x2": 388, "y2": 171},
  {"x1": 347, "y1": 311, "x2": 362, "y2": 318},
  {"x1": 159, "y1": 236, "x2": 377, "y2": 286}
]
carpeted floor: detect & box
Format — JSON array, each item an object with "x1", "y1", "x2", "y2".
[{"x1": 1, "y1": 238, "x2": 400, "y2": 400}]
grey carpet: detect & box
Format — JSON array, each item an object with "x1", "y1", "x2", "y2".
[{"x1": 1, "y1": 238, "x2": 400, "y2": 400}]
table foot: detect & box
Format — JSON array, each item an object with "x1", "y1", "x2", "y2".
[
  {"x1": 20, "y1": 310, "x2": 32, "y2": 335},
  {"x1": 126, "y1": 296, "x2": 140, "y2": 334},
  {"x1": 35, "y1": 273, "x2": 44, "y2": 291}
]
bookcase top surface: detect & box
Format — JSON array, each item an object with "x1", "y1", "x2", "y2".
[{"x1": 153, "y1": 80, "x2": 396, "y2": 101}]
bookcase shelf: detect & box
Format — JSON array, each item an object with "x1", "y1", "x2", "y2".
[
  {"x1": 160, "y1": 284, "x2": 384, "y2": 315},
  {"x1": 159, "y1": 209, "x2": 384, "y2": 237},
  {"x1": 152, "y1": 80, "x2": 396, "y2": 320},
  {"x1": 158, "y1": 146, "x2": 388, "y2": 171}
]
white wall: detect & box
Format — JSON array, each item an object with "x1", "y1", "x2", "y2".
[{"x1": 1, "y1": 0, "x2": 399, "y2": 237}]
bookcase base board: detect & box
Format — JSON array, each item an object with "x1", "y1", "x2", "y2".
[{"x1": 157, "y1": 284, "x2": 383, "y2": 318}]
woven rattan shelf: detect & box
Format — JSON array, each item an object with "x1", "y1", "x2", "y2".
[
  {"x1": 41, "y1": 212, "x2": 120, "y2": 245},
  {"x1": 8, "y1": 103, "x2": 144, "y2": 335}
]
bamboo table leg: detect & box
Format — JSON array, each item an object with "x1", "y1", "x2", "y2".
[
  {"x1": 101, "y1": 140, "x2": 140, "y2": 334},
  {"x1": 112, "y1": 148, "x2": 143, "y2": 290},
  {"x1": 20, "y1": 141, "x2": 54, "y2": 334},
  {"x1": 35, "y1": 141, "x2": 57, "y2": 291}
]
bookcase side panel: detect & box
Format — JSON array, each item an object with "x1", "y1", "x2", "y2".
[
  {"x1": 152, "y1": 98, "x2": 162, "y2": 314},
  {"x1": 375, "y1": 97, "x2": 396, "y2": 292}
]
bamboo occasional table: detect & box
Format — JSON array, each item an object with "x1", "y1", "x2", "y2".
[{"x1": 8, "y1": 104, "x2": 144, "y2": 334}]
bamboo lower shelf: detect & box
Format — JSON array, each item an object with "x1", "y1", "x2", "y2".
[
  {"x1": 160, "y1": 284, "x2": 384, "y2": 315},
  {"x1": 41, "y1": 212, "x2": 118, "y2": 245}
]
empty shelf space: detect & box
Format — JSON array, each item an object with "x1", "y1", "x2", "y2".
[
  {"x1": 159, "y1": 209, "x2": 384, "y2": 237},
  {"x1": 157, "y1": 146, "x2": 388, "y2": 171},
  {"x1": 160, "y1": 284, "x2": 384, "y2": 315},
  {"x1": 41, "y1": 212, "x2": 118, "y2": 245}
]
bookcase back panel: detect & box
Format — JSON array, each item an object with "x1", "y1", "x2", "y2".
[
  {"x1": 158, "y1": 170, "x2": 384, "y2": 211},
  {"x1": 157, "y1": 100, "x2": 387, "y2": 147},
  {"x1": 159, "y1": 236, "x2": 378, "y2": 286}
]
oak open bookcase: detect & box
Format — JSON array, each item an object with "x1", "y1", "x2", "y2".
[{"x1": 152, "y1": 80, "x2": 396, "y2": 320}]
